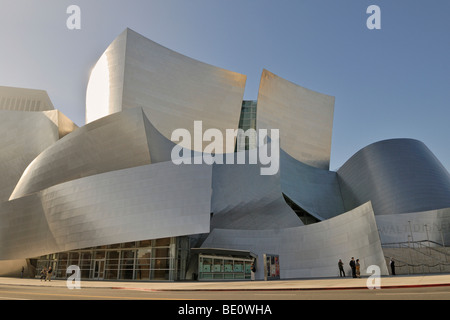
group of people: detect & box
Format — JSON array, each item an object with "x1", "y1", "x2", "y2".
[
  {"x1": 338, "y1": 257, "x2": 397, "y2": 277},
  {"x1": 39, "y1": 266, "x2": 53, "y2": 281},
  {"x1": 338, "y1": 257, "x2": 361, "y2": 278}
]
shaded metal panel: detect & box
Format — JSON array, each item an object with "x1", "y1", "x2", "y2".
[
  {"x1": 337, "y1": 139, "x2": 450, "y2": 216},
  {"x1": 376, "y1": 207, "x2": 450, "y2": 245},
  {"x1": 42, "y1": 110, "x2": 79, "y2": 138},
  {"x1": 0, "y1": 161, "x2": 212, "y2": 260},
  {"x1": 202, "y1": 201, "x2": 388, "y2": 279},
  {"x1": 0, "y1": 111, "x2": 59, "y2": 202},
  {"x1": 211, "y1": 150, "x2": 303, "y2": 230},
  {"x1": 280, "y1": 149, "x2": 345, "y2": 220},
  {"x1": 0, "y1": 194, "x2": 58, "y2": 260},
  {"x1": 256, "y1": 69, "x2": 334, "y2": 170},
  {"x1": 0, "y1": 86, "x2": 54, "y2": 111}
]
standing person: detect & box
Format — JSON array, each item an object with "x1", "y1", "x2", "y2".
[
  {"x1": 40, "y1": 267, "x2": 47, "y2": 281},
  {"x1": 46, "y1": 266, "x2": 53, "y2": 281},
  {"x1": 349, "y1": 257, "x2": 356, "y2": 278},
  {"x1": 338, "y1": 259, "x2": 345, "y2": 277},
  {"x1": 21, "y1": 266, "x2": 24, "y2": 278},
  {"x1": 356, "y1": 259, "x2": 361, "y2": 278},
  {"x1": 251, "y1": 261, "x2": 256, "y2": 281},
  {"x1": 390, "y1": 258, "x2": 396, "y2": 276}
]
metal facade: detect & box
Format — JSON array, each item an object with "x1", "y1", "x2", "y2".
[
  {"x1": 256, "y1": 69, "x2": 335, "y2": 170},
  {"x1": 1, "y1": 29, "x2": 449, "y2": 279},
  {"x1": 87, "y1": 28, "x2": 246, "y2": 153},
  {"x1": 202, "y1": 202, "x2": 389, "y2": 279},
  {"x1": 337, "y1": 139, "x2": 450, "y2": 216}
]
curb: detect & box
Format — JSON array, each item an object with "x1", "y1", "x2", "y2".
[{"x1": 110, "y1": 282, "x2": 450, "y2": 292}]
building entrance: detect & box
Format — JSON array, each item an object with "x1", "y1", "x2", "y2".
[{"x1": 92, "y1": 259, "x2": 105, "y2": 280}]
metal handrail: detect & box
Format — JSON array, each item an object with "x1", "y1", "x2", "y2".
[{"x1": 382, "y1": 241, "x2": 450, "y2": 274}]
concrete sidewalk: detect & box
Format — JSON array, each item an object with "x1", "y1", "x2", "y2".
[{"x1": 2, "y1": 274, "x2": 450, "y2": 291}]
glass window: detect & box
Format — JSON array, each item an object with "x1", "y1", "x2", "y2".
[
  {"x1": 138, "y1": 240, "x2": 152, "y2": 247},
  {"x1": 80, "y1": 252, "x2": 92, "y2": 279},
  {"x1": 69, "y1": 252, "x2": 79, "y2": 266},
  {"x1": 105, "y1": 251, "x2": 119, "y2": 280},
  {"x1": 121, "y1": 241, "x2": 136, "y2": 248},
  {"x1": 154, "y1": 247, "x2": 169, "y2": 258},
  {"x1": 136, "y1": 248, "x2": 151, "y2": 280},
  {"x1": 120, "y1": 250, "x2": 135, "y2": 279},
  {"x1": 201, "y1": 257, "x2": 212, "y2": 273},
  {"x1": 94, "y1": 251, "x2": 106, "y2": 259},
  {"x1": 155, "y1": 238, "x2": 171, "y2": 247},
  {"x1": 213, "y1": 259, "x2": 223, "y2": 272}
]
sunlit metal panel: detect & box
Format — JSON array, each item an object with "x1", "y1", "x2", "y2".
[
  {"x1": 86, "y1": 28, "x2": 246, "y2": 153},
  {"x1": 0, "y1": 161, "x2": 212, "y2": 260},
  {"x1": 257, "y1": 69, "x2": 334, "y2": 170},
  {"x1": 203, "y1": 201, "x2": 388, "y2": 279}
]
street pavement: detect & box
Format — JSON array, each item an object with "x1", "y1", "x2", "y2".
[{"x1": 1, "y1": 273, "x2": 450, "y2": 292}]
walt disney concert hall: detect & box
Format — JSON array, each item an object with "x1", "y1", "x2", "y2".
[{"x1": 1, "y1": 29, "x2": 449, "y2": 281}]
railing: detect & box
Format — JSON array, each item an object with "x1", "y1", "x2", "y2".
[{"x1": 382, "y1": 240, "x2": 450, "y2": 275}]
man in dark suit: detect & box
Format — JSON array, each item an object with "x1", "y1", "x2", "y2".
[{"x1": 349, "y1": 257, "x2": 356, "y2": 278}]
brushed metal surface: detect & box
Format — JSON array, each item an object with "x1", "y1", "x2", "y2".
[
  {"x1": 256, "y1": 69, "x2": 335, "y2": 170},
  {"x1": 0, "y1": 86, "x2": 54, "y2": 111},
  {"x1": 42, "y1": 110, "x2": 78, "y2": 138},
  {"x1": 376, "y1": 207, "x2": 450, "y2": 245},
  {"x1": 203, "y1": 201, "x2": 388, "y2": 279},
  {"x1": 10, "y1": 108, "x2": 174, "y2": 200},
  {"x1": 0, "y1": 110, "x2": 73, "y2": 202},
  {"x1": 211, "y1": 149, "x2": 303, "y2": 230},
  {"x1": 87, "y1": 28, "x2": 246, "y2": 153},
  {"x1": 0, "y1": 161, "x2": 212, "y2": 260},
  {"x1": 337, "y1": 139, "x2": 450, "y2": 216},
  {"x1": 280, "y1": 149, "x2": 345, "y2": 220}
]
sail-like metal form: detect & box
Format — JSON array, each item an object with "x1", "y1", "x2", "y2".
[
  {"x1": 280, "y1": 149, "x2": 345, "y2": 220},
  {"x1": 257, "y1": 69, "x2": 335, "y2": 170},
  {"x1": 0, "y1": 87, "x2": 77, "y2": 203},
  {"x1": 10, "y1": 108, "x2": 155, "y2": 200},
  {"x1": 337, "y1": 139, "x2": 450, "y2": 215},
  {"x1": 86, "y1": 28, "x2": 246, "y2": 153},
  {"x1": 211, "y1": 149, "x2": 303, "y2": 230}
]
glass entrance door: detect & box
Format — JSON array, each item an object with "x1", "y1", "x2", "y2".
[{"x1": 93, "y1": 259, "x2": 105, "y2": 280}]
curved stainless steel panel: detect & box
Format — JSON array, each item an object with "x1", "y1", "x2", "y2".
[
  {"x1": 0, "y1": 161, "x2": 212, "y2": 260},
  {"x1": 280, "y1": 149, "x2": 345, "y2": 220},
  {"x1": 202, "y1": 201, "x2": 388, "y2": 279},
  {"x1": 337, "y1": 139, "x2": 450, "y2": 216},
  {"x1": 87, "y1": 28, "x2": 246, "y2": 153},
  {"x1": 211, "y1": 150, "x2": 303, "y2": 230},
  {"x1": 10, "y1": 108, "x2": 176, "y2": 200},
  {"x1": 256, "y1": 69, "x2": 335, "y2": 170},
  {"x1": 0, "y1": 111, "x2": 59, "y2": 202}
]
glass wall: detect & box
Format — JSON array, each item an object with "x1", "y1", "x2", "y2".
[
  {"x1": 236, "y1": 100, "x2": 257, "y2": 151},
  {"x1": 35, "y1": 237, "x2": 186, "y2": 281},
  {"x1": 198, "y1": 254, "x2": 254, "y2": 280}
]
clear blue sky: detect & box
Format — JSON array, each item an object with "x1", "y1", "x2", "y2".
[{"x1": 1, "y1": 0, "x2": 449, "y2": 172}]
